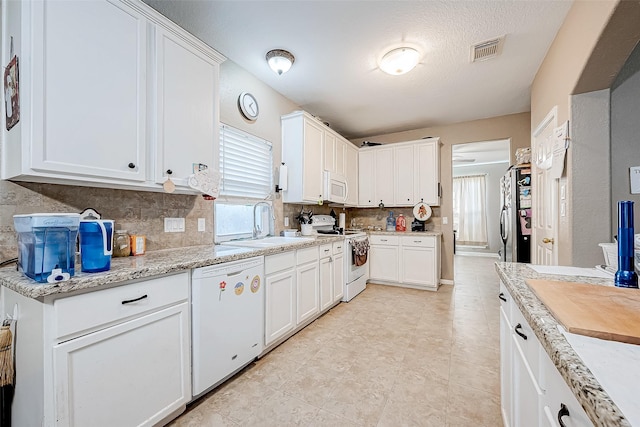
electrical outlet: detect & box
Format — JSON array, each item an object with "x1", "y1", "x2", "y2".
[
  {"x1": 164, "y1": 218, "x2": 185, "y2": 232},
  {"x1": 442, "y1": 217, "x2": 448, "y2": 225},
  {"x1": 198, "y1": 218, "x2": 206, "y2": 232}
]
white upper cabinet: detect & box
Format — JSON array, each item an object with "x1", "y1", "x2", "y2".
[
  {"x1": 356, "y1": 138, "x2": 440, "y2": 207},
  {"x1": 154, "y1": 26, "x2": 219, "y2": 189},
  {"x1": 358, "y1": 149, "x2": 376, "y2": 206},
  {"x1": 282, "y1": 111, "x2": 325, "y2": 204},
  {"x1": 415, "y1": 139, "x2": 441, "y2": 205},
  {"x1": 1, "y1": 0, "x2": 224, "y2": 193},
  {"x1": 394, "y1": 145, "x2": 415, "y2": 206},
  {"x1": 323, "y1": 131, "x2": 337, "y2": 174},
  {"x1": 344, "y1": 141, "x2": 359, "y2": 206},
  {"x1": 374, "y1": 147, "x2": 395, "y2": 207},
  {"x1": 26, "y1": 0, "x2": 148, "y2": 182}
]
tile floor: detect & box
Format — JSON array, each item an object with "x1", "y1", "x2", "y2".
[{"x1": 170, "y1": 255, "x2": 503, "y2": 427}]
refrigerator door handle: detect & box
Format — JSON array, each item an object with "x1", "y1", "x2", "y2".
[{"x1": 500, "y1": 207, "x2": 508, "y2": 243}]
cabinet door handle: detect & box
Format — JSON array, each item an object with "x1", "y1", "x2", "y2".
[
  {"x1": 122, "y1": 294, "x2": 148, "y2": 305},
  {"x1": 499, "y1": 292, "x2": 507, "y2": 302},
  {"x1": 514, "y1": 323, "x2": 528, "y2": 340},
  {"x1": 128, "y1": 162, "x2": 136, "y2": 169},
  {"x1": 557, "y1": 403, "x2": 570, "y2": 427}
]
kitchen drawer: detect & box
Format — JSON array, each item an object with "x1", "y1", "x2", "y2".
[
  {"x1": 511, "y1": 299, "x2": 543, "y2": 384},
  {"x1": 319, "y1": 244, "x2": 333, "y2": 258},
  {"x1": 401, "y1": 235, "x2": 435, "y2": 248},
  {"x1": 53, "y1": 272, "x2": 189, "y2": 341},
  {"x1": 297, "y1": 246, "x2": 319, "y2": 265},
  {"x1": 332, "y1": 241, "x2": 344, "y2": 255},
  {"x1": 369, "y1": 234, "x2": 399, "y2": 246},
  {"x1": 499, "y1": 281, "x2": 511, "y2": 323},
  {"x1": 265, "y1": 251, "x2": 296, "y2": 275}
]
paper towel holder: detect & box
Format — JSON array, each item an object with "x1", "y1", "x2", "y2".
[{"x1": 275, "y1": 162, "x2": 288, "y2": 193}]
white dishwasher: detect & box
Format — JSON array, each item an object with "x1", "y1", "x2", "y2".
[{"x1": 191, "y1": 256, "x2": 264, "y2": 397}]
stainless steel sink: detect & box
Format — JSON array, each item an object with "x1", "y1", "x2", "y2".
[{"x1": 220, "y1": 236, "x2": 314, "y2": 248}]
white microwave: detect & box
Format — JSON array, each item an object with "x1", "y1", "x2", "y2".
[{"x1": 324, "y1": 171, "x2": 348, "y2": 203}]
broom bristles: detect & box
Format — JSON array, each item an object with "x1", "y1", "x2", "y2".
[{"x1": 0, "y1": 325, "x2": 14, "y2": 387}]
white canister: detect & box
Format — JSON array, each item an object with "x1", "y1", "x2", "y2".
[
  {"x1": 301, "y1": 224, "x2": 313, "y2": 236},
  {"x1": 339, "y1": 213, "x2": 346, "y2": 230}
]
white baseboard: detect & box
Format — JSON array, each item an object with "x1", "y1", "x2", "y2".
[
  {"x1": 440, "y1": 279, "x2": 454, "y2": 285},
  {"x1": 455, "y1": 251, "x2": 499, "y2": 258}
]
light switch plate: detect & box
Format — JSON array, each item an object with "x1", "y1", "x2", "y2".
[
  {"x1": 630, "y1": 166, "x2": 640, "y2": 194},
  {"x1": 198, "y1": 218, "x2": 206, "y2": 232},
  {"x1": 442, "y1": 217, "x2": 448, "y2": 225},
  {"x1": 164, "y1": 218, "x2": 185, "y2": 233}
]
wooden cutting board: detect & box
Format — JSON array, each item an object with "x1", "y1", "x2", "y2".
[{"x1": 526, "y1": 279, "x2": 640, "y2": 345}]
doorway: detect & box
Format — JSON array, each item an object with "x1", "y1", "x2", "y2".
[{"x1": 452, "y1": 139, "x2": 510, "y2": 257}]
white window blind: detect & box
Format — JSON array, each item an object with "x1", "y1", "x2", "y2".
[{"x1": 219, "y1": 124, "x2": 273, "y2": 199}]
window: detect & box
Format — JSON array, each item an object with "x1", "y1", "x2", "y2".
[
  {"x1": 452, "y1": 174, "x2": 488, "y2": 247},
  {"x1": 215, "y1": 124, "x2": 273, "y2": 242}
]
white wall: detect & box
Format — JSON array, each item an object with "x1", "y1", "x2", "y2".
[{"x1": 611, "y1": 42, "x2": 640, "y2": 240}]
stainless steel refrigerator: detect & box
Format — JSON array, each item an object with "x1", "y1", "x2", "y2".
[{"x1": 499, "y1": 166, "x2": 532, "y2": 262}]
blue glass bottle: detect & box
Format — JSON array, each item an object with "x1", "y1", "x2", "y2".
[{"x1": 615, "y1": 201, "x2": 638, "y2": 288}]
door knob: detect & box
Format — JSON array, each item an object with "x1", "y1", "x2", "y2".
[{"x1": 542, "y1": 237, "x2": 554, "y2": 244}]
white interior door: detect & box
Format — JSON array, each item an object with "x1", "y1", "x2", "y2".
[{"x1": 532, "y1": 107, "x2": 558, "y2": 265}]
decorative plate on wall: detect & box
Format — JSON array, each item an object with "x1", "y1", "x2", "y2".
[{"x1": 413, "y1": 201, "x2": 432, "y2": 221}]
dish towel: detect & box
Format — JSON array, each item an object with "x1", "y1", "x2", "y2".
[{"x1": 352, "y1": 238, "x2": 370, "y2": 267}]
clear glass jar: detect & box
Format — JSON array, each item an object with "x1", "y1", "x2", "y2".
[{"x1": 113, "y1": 230, "x2": 131, "y2": 257}]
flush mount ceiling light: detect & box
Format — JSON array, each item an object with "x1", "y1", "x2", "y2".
[
  {"x1": 266, "y1": 49, "x2": 295, "y2": 75},
  {"x1": 379, "y1": 47, "x2": 420, "y2": 75}
]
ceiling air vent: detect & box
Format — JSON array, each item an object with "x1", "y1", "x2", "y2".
[{"x1": 471, "y1": 36, "x2": 504, "y2": 62}]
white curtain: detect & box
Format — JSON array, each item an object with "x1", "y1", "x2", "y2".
[{"x1": 453, "y1": 175, "x2": 488, "y2": 245}]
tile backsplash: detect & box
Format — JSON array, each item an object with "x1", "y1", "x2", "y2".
[
  {"x1": 0, "y1": 180, "x2": 214, "y2": 261},
  {"x1": 282, "y1": 203, "x2": 441, "y2": 232}
]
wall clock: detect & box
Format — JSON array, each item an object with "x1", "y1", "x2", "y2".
[{"x1": 238, "y1": 92, "x2": 259, "y2": 121}]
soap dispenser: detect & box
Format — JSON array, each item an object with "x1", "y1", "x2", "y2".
[{"x1": 386, "y1": 211, "x2": 396, "y2": 231}]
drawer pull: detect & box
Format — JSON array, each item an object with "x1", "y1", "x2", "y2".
[
  {"x1": 514, "y1": 323, "x2": 528, "y2": 340},
  {"x1": 122, "y1": 294, "x2": 148, "y2": 305},
  {"x1": 323, "y1": 249, "x2": 330, "y2": 253},
  {"x1": 499, "y1": 293, "x2": 507, "y2": 302},
  {"x1": 413, "y1": 240, "x2": 422, "y2": 243},
  {"x1": 558, "y1": 403, "x2": 570, "y2": 427},
  {"x1": 381, "y1": 239, "x2": 388, "y2": 242}
]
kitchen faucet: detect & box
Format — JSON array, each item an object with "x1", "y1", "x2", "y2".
[{"x1": 253, "y1": 201, "x2": 272, "y2": 239}]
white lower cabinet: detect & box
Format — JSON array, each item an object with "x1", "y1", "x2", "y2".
[
  {"x1": 369, "y1": 234, "x2": 440, "y2": 290},
  {"x1": 540, "y1": 347, "x2": 592, "y2": 427},
  {"x1": 369, "y1": 235, "x2": 400, "y2": 282},
  {"x1": 500, "y1": 282, "x2": 591, "y2": 427},
  {"x1": 499, "y1": 283, "x2": 514, "y2": 427},
  {"x1": 0, "y1": 272, "x2": 190, "y2": 427},
  {"x1": 319, "y1": 245, "x2": 333, "y2": 311},
  {"x1": 332, "y1": 242, "x2": 345, "y2": 302},
  {"x1": 296, "y1": 247, "x2": 320, "y2": 325},
  {"x1": 264, "y1": 269, "x2": 296, "y2": 347},
  {"x1": 400, "y1": 236, "x2": 439, "y2": 288},
  {"x1": 264, "y1": 244, "x2": 340, "y2": 351},
  {"x1": 53, "y1": 303, "x2": 189, "y2": 427},
  {"x1": 319, "y1": 242, "x2": 345, "y2": 311}
]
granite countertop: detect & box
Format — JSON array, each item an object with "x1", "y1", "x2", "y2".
[
  {"x1": 0, "y1": 236, "x2": 343, "y2": 300},
  {"x1": 367, "y1": 230, "x2": 443, "y2": 236},
  {"x1": 495, "y1": 262, "x2": 631, "y2": 427}
]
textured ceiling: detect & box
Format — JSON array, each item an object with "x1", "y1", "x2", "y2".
[{"x1": 144, "y1": 0, "x2": 573, "y2": 139}]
